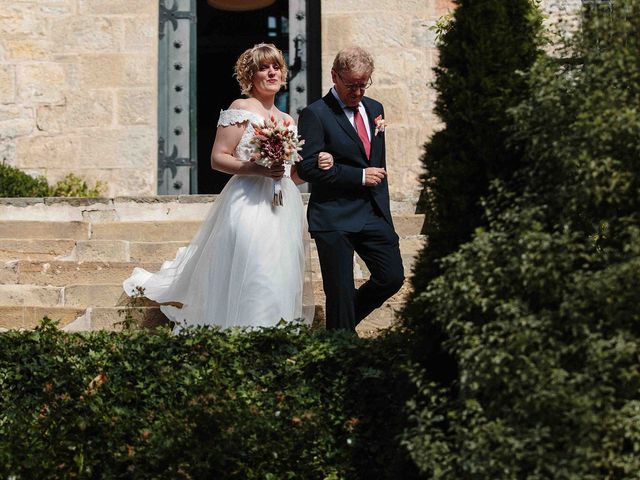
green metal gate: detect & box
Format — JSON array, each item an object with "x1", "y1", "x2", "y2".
[{"x1": 158, "y1": 0, "x2": 198, "y2": 195}]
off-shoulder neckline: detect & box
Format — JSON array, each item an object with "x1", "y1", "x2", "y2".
[
  {"x1": 220, "y1": 108, "x2": 263, "y2": 119},
  {"x1": 220, "y1": 108, "x2": 294, "y2": 125}
]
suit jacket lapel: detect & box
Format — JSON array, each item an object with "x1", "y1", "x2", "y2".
[
  {"x1": 362, "y1": 98, "x2": 381, "y2": 167},
  {"x1": 322, "y1": 92, "x2": 368, "y2": 160}
]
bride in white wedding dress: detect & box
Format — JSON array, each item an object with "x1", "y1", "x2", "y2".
[{"x1": 123, "y1": 44, "x2": 329, "y2": 331}]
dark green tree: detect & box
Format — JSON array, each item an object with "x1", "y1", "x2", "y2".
[
  {"x1": 403, "y1": 0, "x2": 543, "y2": 384},
  {"x1": 411, "y1": 0, "x2": 542, "y2": 293},
  {"x1": 403, "y1": 1, "x2": 640, "y2": 477}
]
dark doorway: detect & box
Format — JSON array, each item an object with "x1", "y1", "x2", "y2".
[{"x1": 196, "y1": 1, "x2": 290, "y2": 194}]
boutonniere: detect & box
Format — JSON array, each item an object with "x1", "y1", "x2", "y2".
[{"x1": 374, "y1": 115, "x2": 386, "y2": 136}]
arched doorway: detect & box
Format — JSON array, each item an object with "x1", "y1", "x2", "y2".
[{"x1": 157, "y1": 0, "x2": 321, "y2": 195}]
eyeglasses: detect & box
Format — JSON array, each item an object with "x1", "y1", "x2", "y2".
[{"x1": 336, "y1": 71, "x2": 373, "y2": 92}]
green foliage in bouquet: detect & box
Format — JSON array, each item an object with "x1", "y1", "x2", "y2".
[
  {"x1": 0, "y1": 320, "x2": 420, "y2": 480},
  {"x1": 402, "y1": 1, "x2": 640, "y2": 477},
  {"x1": 0, "y1": 163, "x2": 104, "y2": 198}
]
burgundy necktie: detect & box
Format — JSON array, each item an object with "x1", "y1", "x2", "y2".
[{"x1": 351, "y1": 107, "x2": 371, "y2": 159}]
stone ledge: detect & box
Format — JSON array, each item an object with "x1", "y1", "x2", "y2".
[
  {"x1": 0, "y1": 193, "x2": 416, "y2": 209},
  {"x1": 0, "y1": 198, "x2": 45, "y2": 206},
  {"x1": 44, "y1": 197, "x2": 112, "y2": 206}
]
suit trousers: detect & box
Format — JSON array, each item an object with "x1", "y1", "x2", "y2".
[{"x1": 313, "y1": 205, "x2": 405, "y2": 331}]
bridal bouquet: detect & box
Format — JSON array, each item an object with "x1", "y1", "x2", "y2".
[{"x1": 250, "y1": 116, "x2": 304, "y2": 206}]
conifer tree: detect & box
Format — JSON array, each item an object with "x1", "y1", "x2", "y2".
[{"x1": 411, "y1": 0, "x2": 542, "y2": 293}]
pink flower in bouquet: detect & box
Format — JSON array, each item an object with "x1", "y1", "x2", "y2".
[
  {"x1": 250, "y1": 115, "x2": 305, "y2": 169},
  {"x1": 249, "y1": 115, "x2": 305, "y2": 206}
]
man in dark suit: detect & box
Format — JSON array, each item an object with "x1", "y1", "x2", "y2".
[{"x1": 297, "y1": 46, "x2": 404, "y2": 331}]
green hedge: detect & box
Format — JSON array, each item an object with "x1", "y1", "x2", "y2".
[
  {"x1": 0, "y1": 163, "x2": 104, "y2": 197},
  {"x1": 402, "y1": 1, "x2": 640, "y2": 477},
  {"x1": 0, "y1": 162, "x2": 50, "y2": 197},
  {"x1": 0, "y1": 320, "x2": 420, "y2": 479}
]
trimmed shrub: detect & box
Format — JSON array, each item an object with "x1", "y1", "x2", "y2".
[
  {"x1": 0, "y1": 162, "x2": 50, "y2": 197},
  {"x1": 49, "y1": 173, "x2": 105, "y2": 198},
  {"x1": 411, "y1": 0, "x2": 542, "y2": 292},
  {"x1": 404, "y1": 0, "x2": 543, "y2": 387},
  {"x1": 402, "y1": 1, "x2": 640, "y2": 477},
  {"x1": 0, "y1": 163, "x2": 104, "y2": 198},
  {"x1": 0, "y1": 321, "x2": 421, "y2": 480}
]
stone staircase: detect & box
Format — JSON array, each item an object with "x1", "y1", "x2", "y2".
[{"x1": 0, "y1": 196, "x2": 425, "y2": 335}]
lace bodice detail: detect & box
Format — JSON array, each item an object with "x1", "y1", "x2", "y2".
[
  {"x1": 218, "y1": 109, "x2": 262, "y2": 162},
  {"x1": 217, "y1": 109, "x2": 298, "y2": 164},
  {"x1": 217, "y1": 109, "x2": 265, "y2": 127}
]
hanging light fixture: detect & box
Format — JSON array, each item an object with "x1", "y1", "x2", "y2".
[{"x1": 207, "y1": 0, "x2": 276, "y2": 11}]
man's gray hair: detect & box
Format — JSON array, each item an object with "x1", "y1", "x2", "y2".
[{"x1": 332, "y1": 46, "x2": 374, "y2": 75}]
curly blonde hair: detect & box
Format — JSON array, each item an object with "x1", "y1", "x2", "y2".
[{"x1": 234, "y1": 43, "x2": 288, "y2": 96}]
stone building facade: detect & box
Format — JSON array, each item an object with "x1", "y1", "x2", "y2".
[
  {"x1": 0, "y1": 0, "x2": 449, "y2": 207},
  {"x1": 0, "y1": 0, "x2": 582, "y2": 207},
  {"x1": 0, "y1": 0, "x2": 158, "y2": 196}
]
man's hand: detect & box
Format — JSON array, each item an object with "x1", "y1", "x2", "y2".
[
  {"x1": 317, "y1": 152, "x2": 334, "y2": 170},
  {"x1": 364, "y1": 167, "x2": 387, "y2": 187}
]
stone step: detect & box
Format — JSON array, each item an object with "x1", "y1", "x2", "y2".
[
  {"x1": 0, "y1": 221, "x2": 90, "y2": 240},
  {"x1": 0, "y1": 196, "x2": 421, "y2": 333},
  {"x1": 355, "y1": 302, "x2": 404, "y2": 337},
  {"x1": 0, "y1": 239, "x2": 196, "y2": 262},
  {"x1": 0, "y1": 305, "x2": 87, "y2": 330},
  {"x1": 0, "y1": 301, "x2": 402, "y2": 334},
  {"x1": 69, "y1": 240, "x2": 193, "y2": 263},
  {"x1": 0, "y1": 283, "x2": 172, "y2": 308},
  {"x1": 1, "y1": 261, "x2": 162, "y2": 287},
  {"x1": 0, "y1": 276, "x2": 412, "y2": 309},
  {"x1": 0, "y1": 214, "x2": 425, "y2": 242},
  {"x1": 0, "y1": 195, "x2": 420, "y2": 222},
  {"x1": 0, "y1": 254, "x2": 416, "y2": 290},
  {"x1": 91, "y1": 221, "x2": 200, "y2": 242},
  {"x1": 0, "y1": 305, "x2": 166, "y2": 331},
  {"x1": 0, "y1": 239, "x2": 78, "y2": 261},
  {"x1": 0, "y1": 236, "x2": 424, "y2": 262},
  {"x1": 0, "y1": 284, "x2": 63, "y2": 306}
]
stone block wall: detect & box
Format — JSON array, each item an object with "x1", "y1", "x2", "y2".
[
  {"x1": 320, "y1": 0, "x2": 453, "y2": 208},
  {"x1": 2, "y1": 0, "x2": 580, "y2": 203},
  {"x1": 541, "y1": 0, "x2": 582, "y2": 49},
  {"x1": 542, "y1": 0, "x2": 583, "y2": 25},
  {"x1": 0, "y1": 0, "x2": 158, "y2": 197},
  {"x1": 1, "y1": 0, "x2": 451, "y2": 203}
]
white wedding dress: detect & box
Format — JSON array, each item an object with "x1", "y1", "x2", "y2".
[{"x1": 123, "y1": 109, "x2": 314, "y2": 331}]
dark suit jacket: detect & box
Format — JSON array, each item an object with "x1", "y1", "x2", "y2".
[{"x1": 297, "y1": 91, "x2": 393, "y2": 233}]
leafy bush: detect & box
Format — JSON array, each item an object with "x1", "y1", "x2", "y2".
[
  {"x1": 402, "y1": 1, "x2": 640, "y2": 477},
  {"x1": 0, "y1": 162, "x2": 50, "y2": 197},
  {"x1": 49, "y1": 173, "x2": 105, "y2": 198},
  {"x1": 0, "y1": 320, "x2": 420, "y2": 479},
  {"x1": 0, "y1": 163, "x2": 104, "y2": 198}
]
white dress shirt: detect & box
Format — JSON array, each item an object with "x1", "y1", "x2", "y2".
[{"x1": 331, "y1": 87, "x2": 369, "y2": 185}]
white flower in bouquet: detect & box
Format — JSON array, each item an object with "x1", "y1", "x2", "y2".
[{"x1": 250, "y1": 116, "x2": 305, "y2": 206}]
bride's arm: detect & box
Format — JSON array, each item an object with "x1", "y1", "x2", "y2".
[
  {"x1": 290, "y1": 166, "x2": 305, "y2": 185},
  {"x1": 211, "y1": 123, "x2": 284, "y2": 178}
]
